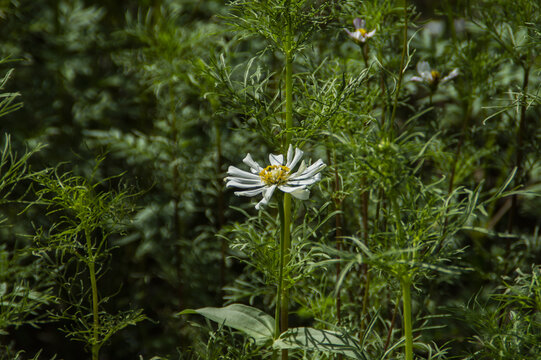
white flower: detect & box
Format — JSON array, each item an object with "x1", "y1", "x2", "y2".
[
  {"x1": 225, "y1": 145, "x2": 326, "y2": 210},
  {"x1": 345, "y1": 18, "x2": 376, "y2": 44},
  {"x1": 411, "y1": 61, "x2": 459, "y2": 87}
]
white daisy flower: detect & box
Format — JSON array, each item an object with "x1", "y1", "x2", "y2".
[
  {"x1": 225, "y1": 145, "x2": 326, "y2": 210},
  {"x1": 411, "y1": 61, "x2": 459, "y2": 88},
  {"x1": 345, "y1": 18, "x2": 376, "y2": 44}
]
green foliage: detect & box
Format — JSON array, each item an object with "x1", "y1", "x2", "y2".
[
  {"x1": 0, "y1": 73, "x2": 54, "y2": 356},
  {"x1": 0, "y1": 67, "x2": 22, "y2": 118},
  {"x1": 32, "y1": 163, "x2": 146, "y2": 357},
  {"x1": 274, "y1": 327, "x2": 368, "y2": 359},
  {"x1": 0, "y1": 0, "x2": 539, "y2": 358},
  {"x1": 464, "y1": 266, "x2": 541, "y2": 359},
  {"x1": 180, "y1": 304, "x2": 275, "y2": 345}
]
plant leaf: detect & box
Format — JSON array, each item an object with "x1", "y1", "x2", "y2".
[
  {"x1": 273, "y1": 327, "x2": 369, "y2": 359},
  {"x1": 178, "y1": 303, "x2": 275, "y2": 345}
]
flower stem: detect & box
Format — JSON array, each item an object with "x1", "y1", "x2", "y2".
[
  {"x1": 279, "y1": 11, "x2": 294, "y2": 358},
  {"x1": 281, "y1": 193, "x2": 291, "y2": 333},
  {"x1": 361, "y1": 44, "x2": 369, "y2": 68},
  {"x1": 285, "y1": 51, "x2": 293, "y2": 147},
  {"x1": 383, "y1": 294, "x2": 400, "y2": 353},
  {"x1": 391, "y1": 197, "x2": 414, "y2": 360},
  {"x1": 401, "y1": 276, "x2": 414, "y2": 360},
  {"x1": 507, "y1": 64, "x2": 530, "y2": 234},
  {"x1": 85, "y1": 229, "x2": 100, "y2": 360},
  {"x1": 390, "y1": 0, "x2": 408, "y2": 135},
  {"x1": 276, "y1": 198, "x2": 285, "y2": 340},
  {"x1": 215, "y1": 117, "x2": 226, "y2": 293}
]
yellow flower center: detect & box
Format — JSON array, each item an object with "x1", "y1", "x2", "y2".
[
  {"x1": 259, "y1": 165, "x2": 290, "y2": 186},
  {"x1": 356, "y1": 28, "x2": 368, "y2": 36},
  {"x1": 431, "y1": 70, "x2": 441, "y2": 82}
]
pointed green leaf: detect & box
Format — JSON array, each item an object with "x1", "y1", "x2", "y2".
[
  {"x1": 178, "y1": 304, "x2": 274, "y2": 344},
  {"x1": 273, "y1": 327, "x2": 369, "y2": 359}
]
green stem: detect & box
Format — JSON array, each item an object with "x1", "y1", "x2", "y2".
[
  {"x1": 86, "y1": 229, "x2": 100, "y2": 360},
  {"x1": 169, "y1": 80, "x2": 183, "y2": 308},
  {"x1": 391, "y1": 196, "x2": 414, "y2": 360},
  {"x1": 215, "y1": 118, "x2": 226, "y2": 293},
  {"x1": 285, "y1": 51, "x2": 293, "y2": 148},
  {"x1": 383, "y1": 294, "x2": 400, "y2": 353},
  {"x1": 279, "y1": 11, "x2": 293, "y2": 359},
  {"x1": 327, "y1": 148, "x2": 343, "y2": 325},
  {"x1": 276, "y1": 198, "x2": 285, "y2": 340},
  {"x1": 401, "y1": 277, "x2": 413, "y2": 360},
  {"x1": 281, "y1": 193, "x2": 291, "y2": 360},
  {"x1": 389, "y1": 0, "x2": 408, "y2": 136},
  {"x1": 361, "y1": 44, "x2": 369, "y2": 68},
  {"x1": 507, "y1": 64, "x2": 530, "y2": 234},
  {"x1": 391, "y1": 197, "x2": 404, "y2": 247}
]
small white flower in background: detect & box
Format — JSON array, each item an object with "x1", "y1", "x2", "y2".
[
  {"x1": 411, "y1": 61, "x2": 459, "y2": 88},
  {"x1": 345, "y1": 18, "x2": 376, "y2": 44},
  {"x1": 225, "y1": 145, "x2": 326, "y2": 210}
]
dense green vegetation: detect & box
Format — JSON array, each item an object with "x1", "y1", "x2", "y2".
[{"x1": 0, "y1": 0, "x2": 539, "y2": 359}]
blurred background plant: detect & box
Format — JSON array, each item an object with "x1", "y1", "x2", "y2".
[{"x1": 0, "y1": 0, "x2": 539, "y2": 358}]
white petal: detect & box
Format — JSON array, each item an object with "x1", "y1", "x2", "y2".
[
  {"x1": 243, "y1": 153, "x2": 263, "y2": 173},
  {"x1": 345, "y1": 29, "x2": 361, "y2": 41},
  {"x1": 366, "y1": 29, "x2": 376, "y2": 38},
  {"x1": 354, "y1": 18, "x2": 365, "y2": 30},
  {"x1": 411, "y1": 76, "x2": 424, "y2": 83},
  {"x1": 286, "y1": 177, "x2": 319, "y2": 187},
  {"x1": 269, "y1": 153, "x2": 284, "y2": 166},
  {"x1": 234, "y1": 187, "x2": 265, "y2": 197},
  {"x1": 226, "y1": 176, "x2": 263, "y2": 185},
  {"x1": 227, "y1": 166, "x2": 260, "y2": 180},
  {"x1": 286, "y1": 147, "x2": 304, "y2": 170},
  {"x1": 286, "y1": 145, "x2": 294, "y2": 165},
  {"x1": 290, "y1": 159, "x2": 326, "y2": 180},
  {"x1": 295, "y1": 160, "x2": 307, "y2": 174},
  {"x1": 417, "y1": 61, "x2": 431, "y2": 76},
  {"x1": 255, "y1": 185, "x2": 276, "y2": 210},
  {"x1": 279, "y1": 185, "x2": 310, "y2": 200},
  {"x1": 441, "y1": 68, "x2": 459, "y2": 83},
  {"x1": 263, "y1": 184, "x2": 276, "y2": 202},
  {"x1": 226, "y1": 179, "x2": 263, "y2": 189}
]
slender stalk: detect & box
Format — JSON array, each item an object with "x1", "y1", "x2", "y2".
[
  {"x1": 335, "y1": 198, "x2": 342, "y2": 327},
  {"x1": 433, "y1": 99, "x2": 473, "y2": 256},
  {"x1": 285, "y1": 52, "x2": 293, "y2": 147},
  {"x1": 276, "y1": 198, "x2": 285, "y2": 340},
  {"x1": 360, "y1": 267, "x2": 370, "y2": 327},
  {"x1": 169, "y1": 81, "x2": 183, "y2": 308},
  {"x1": 401, "y1": 277, "x2": 414, "y2": 360},
  {"x1": 507, "y1": 64, "x2": 530, "y2": 234},
  {"x1": 444, "y1": 0, "x2": 457, "y2": 44},
  {"x1": 383, "y1": 295, "x2": 400, "y2": 353},
  {"x1": 447, "y1": 100, "x2": 471, "y2": 196},
  {"x1": 361, "y1": 44, "x2": 369, "y2": 68},
  {"x1": 389, "y1": 0, "x2": 408, "y2": 135},
  {"x1": 359, "y1": 185, "x2": 370, "y2": 337},
  {"x1": 85, "y1": 229, "x2": 100, "y2": 360},
  {"x1": 215, "y1": 118, "x2": 226, "y2": 293},
  {"x1": 281, "y1": 193, "x2": 291, "y2": 360},
  {"x1": 326, "y1": 148, "x2": 343, "y2": 325},
  {"x1": 279, "y1": 10, "x2": 294, "y2": 359},
  {"x1": 391, "y1": 196, "x2": 414, "y2": 360}
]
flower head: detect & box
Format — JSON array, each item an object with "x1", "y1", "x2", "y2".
[
  {"x1": 225, "y1": 145, "x2": 326, "y2": 210},
  {"x1": 411, "y1": 61, "x2": 459, "y2": 88},
  {"x1": 345, "y1": 18, "x2": 376, "y2": 44}
]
